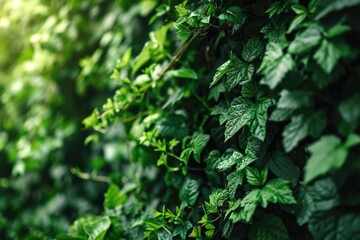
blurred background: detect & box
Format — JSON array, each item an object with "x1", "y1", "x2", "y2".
[{"x1": 0, "y1": 0, "x2": 156, "y2": 238}]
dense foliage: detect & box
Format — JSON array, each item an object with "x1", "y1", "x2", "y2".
[{"x1": 1, "y1": 0, "x2": 360, "y2": 239}]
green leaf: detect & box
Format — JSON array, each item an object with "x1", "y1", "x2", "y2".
[
  {"x1": 69, "y1": 216, "x2": 111, "y2": 240},
  {"x1": 314, "y1": 39, "x2": 341, "y2": 73},
  {"x1": 338, "y1": 93, "x2": 360, "y2": 129},
  {"x1": 246, "y1": 167, "x2": 268, "y2": 186},
  {"x1": 217, "y1": 151, "x2": 243, "y2": 171},
  {"x1": 208, "y1": 83, "x2": 226, "y2": 101},
  {"x1": 295, "y1": 178, "x2": 340, "y2": 225},
  {"x1": 242, "y1": 37, "x2": 264, "y2": 62},
  {"x1": 259, "y1": 43, "x2": 294, "y2": 89},
  {"x1": 166, "y1": 68, "x2": 198, "y2": 79},
  {"x1": 219, "y1": 6, "x2": 245, "y2": 24},
  {"x1": 261, "y1": 179, "x2": 296, "y2": 206},
  {"x1": 190, "y1": 134, "x2": 210, "y2": 163},
  {"x1": 227, "y1": 171, "x2": 245, "y2": 199},
  {"x1": 163, "y1": 89, "x2": 184, "y2": 109},
  {"x1": 288, "y1": 25, "x2": 322, "y2": 54},
  {"x1": 180, "y1": 179, "x2": 200, "y2": 206},
  {"x1": 291, "y1": 4, "x2": 307, "y2": 15},
  {"x1": 283, "y1": 111, "x2": 327, "y2": 152},
  {"x1": 316, "y1": 0, "x2": 360, "y2": 19},
  {"x1": 249, "y1": 214, "x2": 289, "y2": 240},
  {"x1": 104, "y1": 184, "x2": 126, "y2": 210},
  {"x1": 210, "y1": 60, "x2": 231, "y2": 88},
  {"x1": 241, "y1": 81, "x2": 259, "y2": 98},
  {"x1": 209, "y1": 189, "x2": 229, "y2": 209},
  {"x1": 287, "y1": 14, "x2": 307, "y2": 33},
  {"x1": 268, "y1": 151, "x2": 300, "y2": 183},
  {"x1": 277, "y1": 90, "x2": 313, "y2": 110},
  {"x1": 225, "y1": 55, "x2": 255, "y2": 90},
  {"x1": 224, "y1": 96, "x2": 273, "y2": 142},
  {"x1": 174, "y1": 221, "x2": 192, "y2": 240},
  {"x1": 309, "y1": 212, "x2": 360, "y2": 240},
  {"x1": 304, "y1": 134, "x2": 360, "y2": 182}
]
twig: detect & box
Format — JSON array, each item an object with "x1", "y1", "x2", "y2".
[{"x1": 70, "y1": 168, "x2": 110, "y2": 183}]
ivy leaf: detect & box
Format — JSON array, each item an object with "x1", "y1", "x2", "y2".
[
  {"x1": 210, "y1": 60, "x2": 231, "y2": 88},
  {"x1": 259, "y1": 43, "x2": 294, "y2": 89},
  {"x1": 190, "y1": 134, "x2": 210, "y2": 163},
  {"x1": 180, "y1": 179, "x2": 200, "y2": 207},
  {"x1": 246, "y1": 167, "x2": 268, "y2": 187},
  {"x1": 225, "y1": 55, "x2": 255, "y2": 90},
  {"x1": 69, "y1": 216, "x2": 111, "y2": 240},
  {"x1": 249, "y1": 214, "x2": 289, "y2": 240},
  {"x1": 224, "y1": 96, "x2": 273, "y2": 142},
  {"x1": 260, "y1": 179, "x2": 296, "y2": 207},
  {"x1": 314, "y1": 39, "x2": 341, "y2": 73},
  {"x1": 288, "y1": 25, "x2": 322, "y2": 54},
  {"x1": 304, "y1": 134, "x2": 360, "y2": 183},
  {"x1": 295, "y1": 178, "x2": 340, "y2": 225},
  {"x1": 219, "y1": 6, "x2": 245, "y2": 24},
  {"x1": 104, "y1": 184, "x2": 126, "y2": 210},
  {"x1": 242, "y1": 37, "x2": 264, "y2": 62},
  {"x1": 268, "y1": 151, "x2": 300, "y2": 183},
  {"x1": 283, "y1": 111, "x2": 327, "y2": 152}
]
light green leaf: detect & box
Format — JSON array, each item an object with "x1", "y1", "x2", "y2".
[
  {"x1": 70, "y1": 216, "x2": 111, "y2": 240},
  {"x1": 104, "y1": 184, "x2": 126, "y2": 210},
  {"x1": 242, "y1": 37, "x2": 264, "y2": 62},
  {"x1": 283, "y1": 111, "x2": 327, "y2": 152},
  {"x1": 259, "y1": 43, "x2": 294, "y2": 89},
  {"x1": 210, "y1": 60, "x2": 231, "y2": 88},
  {"x1": 180, "y1": 179, "x2": 200, "y2": 206},
  {"x1": 217, "y1": 151, "x2": 243, "y2": 171},
  {"x1": 260, "y1": 179, "x2": 296, "y2": 206},
  {"x1": 249, "y1": 214, "x2": 289, "y2": 240},
  {"x1": 166, "y1": 68, "x2": 198, "y2": 79},
  {"x1": 162, "y1": 89, "x2": 184, "y2": 109},
  {"x1": 314, "y1": 39, "x2": 341, "y2": 73},
  {"x1": 305, "y1": 134, "x2": 360, "y2": 182},
  {"x1": 287, "y1": 14, "x2": 307, "y2": 33},
  {"x1": 288, "y1": 25, "x2": 322, "y2": 54}
]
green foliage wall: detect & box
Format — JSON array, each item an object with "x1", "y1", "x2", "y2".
[{"x1": 1, "y1": 0, "x2": 360, "y2": 239}]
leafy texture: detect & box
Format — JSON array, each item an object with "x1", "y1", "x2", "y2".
[
  {"x1": 223, "y1": 96, "x2": 273, "y2": 141},
  {"x1": 259, "y1": 43, "x2": 294, "y2": 89}
]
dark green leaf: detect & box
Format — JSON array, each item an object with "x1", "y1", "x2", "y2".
[
  {"x1": 190, "y1": 134, "x2": 210, "y2": 163},
  {"x1": 219, "y1": 6, "x2": 245, "y2": 24},
  {"x1": 226, "y1": 56, "x2": 255, "y2": 90},
  {"x1": 180, "y1": 179, "x2": 200, "y2": 206},
  {"x1": 249, "y1": 214, "x2": 289, "y2": 240},
  {"x1": 268, "y1": 151, "x2": 300, "y2": 183},
  {"x1": 242, "y1": 37, "x2": 264, "y2": 62}
]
